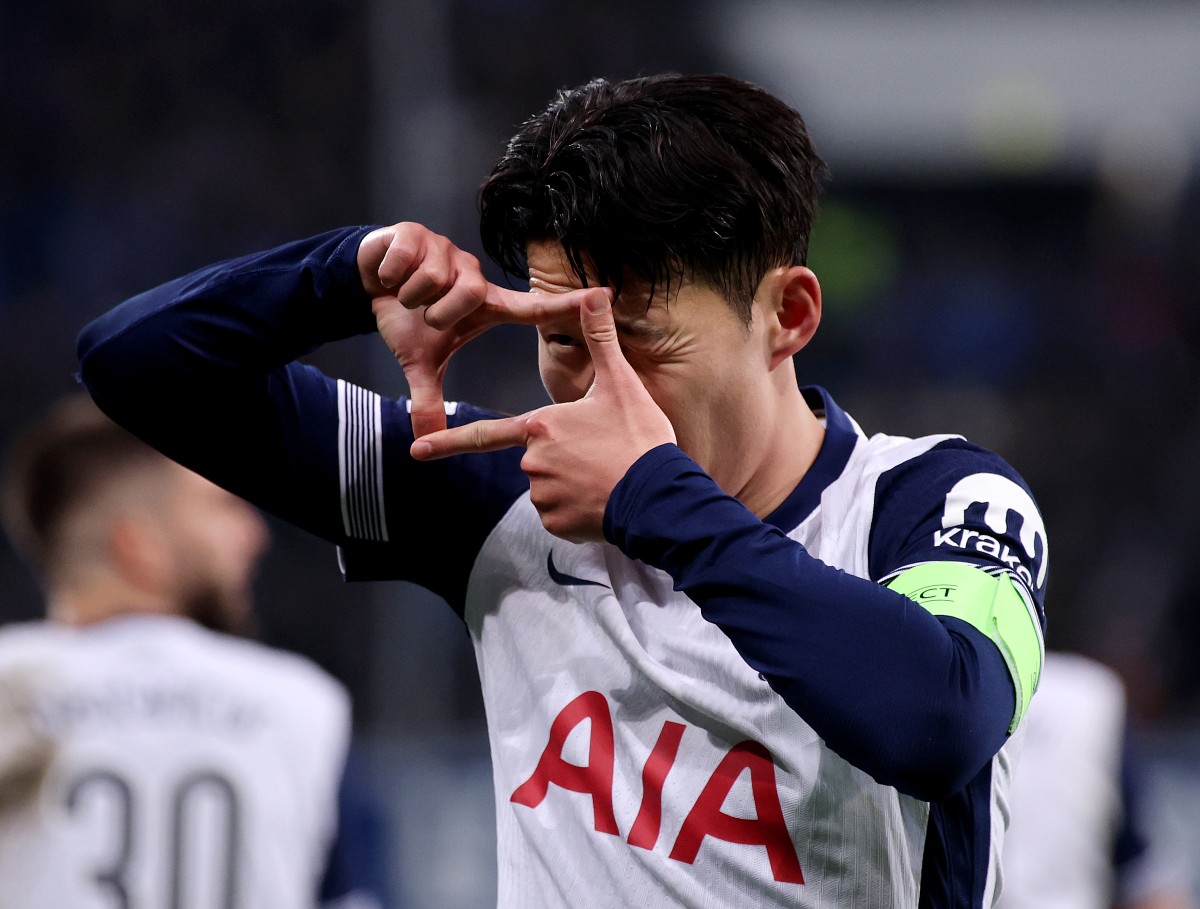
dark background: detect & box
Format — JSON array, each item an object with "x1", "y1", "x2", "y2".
[{"x1": 3, "y1": 2, "x2": 1198, "y2": 904}]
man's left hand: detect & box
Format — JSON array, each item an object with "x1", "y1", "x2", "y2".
[{"x1": 410, "y1": 289, "x2": 677, "y2": 542}]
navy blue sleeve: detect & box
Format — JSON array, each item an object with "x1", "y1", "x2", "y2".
[
  {"x1": 1112, "y1": 725, "x2": 1152, "y2": 884},
  {"x1": 76, "y1": 227, "x2": 529, "y2": 613},
  {"x1": 604, "y1": 443, "x2": 1020, "y2": 802},
  {"x1": 868, "y1": 438, "x2": 1048, "y2": 628},
  {"x1": 319, "y1": 743, "x2": 394, "y2": 909}
]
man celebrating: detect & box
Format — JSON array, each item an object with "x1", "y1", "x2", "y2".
[
  {"x1": 0, "y1": 394, "x2": 379, "y2": 908},
  {"x1": 78, "y1": 73, "x2": 1047, "y2": 907}
]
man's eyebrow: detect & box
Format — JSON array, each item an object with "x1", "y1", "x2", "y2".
[{"x1": 614, "y1": 317, "x2": 667, "y2": 342}]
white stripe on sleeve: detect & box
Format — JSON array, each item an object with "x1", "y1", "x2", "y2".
[{"x1": 337, "y1": 379, "x2": 388, "y2": 542}]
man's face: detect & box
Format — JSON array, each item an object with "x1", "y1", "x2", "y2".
[
  {"x1": 160, "y1": 466, "x2": 269, "y2": 635},
  {"x1": 527, "y1": 241, "x2": 770, "y2": 488}
]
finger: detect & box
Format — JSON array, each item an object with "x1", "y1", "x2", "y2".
[
  {"x1": 393, "y1": 236, "x2": 453, "y2": 310},
  {"x1": 359, "y1": 226, "x2": 407, "y2": 296},
  {"x1": 374, "y1": 225, "x2": 424, "y2": 290},
  {"x1": 381, "y1": 232, "x2": 456, "y2": 311},
  {"x1": 481, "y1": 284, "x2": 607, "y2": 327},
  {"x1": 579, "y1": 289, "x2": 634, "y2": 382},
  {"x1": 404, "y1": 363, "x2": 449, "y2": 438},
  {"x1": 410, "y1": 413, "x2": 531, "y2": 461},
  {"x1": 422, "y1": 264, "x2": 489, "y2": 330}
]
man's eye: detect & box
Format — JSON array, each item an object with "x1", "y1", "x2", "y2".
[{"x1": 546, "y1": 333, "x2": 580, "y2": 347}]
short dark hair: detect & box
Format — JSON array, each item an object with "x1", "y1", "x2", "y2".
[
  {"x1": 479, "y1": 72, "x2": 827, "y2": 322},
  {"x1": 0, "y1": 394, "x2": 168, "y2": 579}
]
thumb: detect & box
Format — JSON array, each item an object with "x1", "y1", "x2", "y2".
[
  {"x1": 404, "y1": 362, "x2": 449, "y2": 438},
  {"x1": 580, "y1": 289, "x2": 631, "y2": 386}
]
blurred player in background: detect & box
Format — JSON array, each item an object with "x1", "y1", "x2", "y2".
[
  {"x1": 1000, "y1": 651, "x2": 1195, "y2": 909},
  {"x1": 78, "y1": 73, "x2": 1047, "y2": 907},
  {"x1": 0, "y1": 394, "x2": 388, "y2": 909}
]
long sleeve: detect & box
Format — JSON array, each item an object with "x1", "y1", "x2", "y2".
[
  {"x1": 77, "y1": 227, "x2": 530, "y2": 612},
  {"x1": 605, "y1": 442, "x2": 1031, "y2": 801}
]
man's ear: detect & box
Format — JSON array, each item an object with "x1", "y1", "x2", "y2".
[
  {"x1": 108, "y1": 512, "x2": 170, "y2": 593},
  {"x1": 761, "y1": 266, "x2": 821, "y2": 370}
]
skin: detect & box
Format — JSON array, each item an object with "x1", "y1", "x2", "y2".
[
  {"x1": 360, "y1": 223, "x2": 828, "y2": 543},
  {"x1": 51, "y1": 463, "x2": 268, "y2": 634},
  {"x1": 159, "y1": 467, "x2": 270, "y2": 634},
  {"x1": 358, "y1": 223, "x2": 603, "y2": 441},
  {"x1": 1123, "y1": 895, "x2": 1197, "y2": 909},
  {"x1": 1, "y1": 447, "x2": 269, "y2": 816}
]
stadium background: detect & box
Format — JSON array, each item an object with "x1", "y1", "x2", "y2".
[{"x1": 2, "y1": 1, "x2": 1198, "y2": 904}]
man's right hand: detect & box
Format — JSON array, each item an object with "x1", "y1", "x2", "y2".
[{"x1": 358, "y1": 223, "x2": 595, "y2": 437}]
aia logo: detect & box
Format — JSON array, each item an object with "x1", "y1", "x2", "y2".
[
  {"x1": 938, "y1": 473, "x2": 1048, "y2": 589},
  {"x1": 511, "y1": 691, "x2": 805, "y2": 884}
]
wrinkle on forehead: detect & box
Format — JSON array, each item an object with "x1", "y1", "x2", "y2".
[
  {"x1": 525, "y1": 240, "x2": 729, "y2": 353},
  {"x1": 527, "y1": 240, "x2": 589, "y2": 291},
  {"x1": 526, "y1": 239, "x2": 681, "y2": 310}
]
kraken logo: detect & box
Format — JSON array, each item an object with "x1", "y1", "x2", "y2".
[{"x1": 942, "y1": 474, "x2": 1048, "y2": 588}]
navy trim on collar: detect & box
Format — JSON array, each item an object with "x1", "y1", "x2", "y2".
[{"x1": 763, "y1": 386, "x2": 860, "y2": 532}]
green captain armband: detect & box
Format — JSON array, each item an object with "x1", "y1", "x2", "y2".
[{"x1": 886, "y1": 562, "x2": 1044, "y2": 733}]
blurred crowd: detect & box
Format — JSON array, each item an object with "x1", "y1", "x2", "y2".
[{"x1": 2, "y1": 1, "x2": 1198, "y2": 905}]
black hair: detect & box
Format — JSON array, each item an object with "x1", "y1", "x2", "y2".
[{"x1": 479, "y1": 72, "x2": 828, "y2": 322}]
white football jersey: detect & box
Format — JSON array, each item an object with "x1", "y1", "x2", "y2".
[
  {"x1": 75, "y1": 227, "x2": 1050, "y2": 909},
  {"x1": 998, "y1": 652, "x2": 1189, "y2": 909},
  {"x1": 459, "y1": 405, "x2": 1037, "y2": 909},
  {"x1": 0, "y1": 614, "x2": 350, "y2": 909}
]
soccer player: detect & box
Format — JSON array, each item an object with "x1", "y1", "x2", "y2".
[
  {"x1": 77, "y1": 73, "x2": 1048, "y2": 907},
  {"x1": 0, "y1": 394, "x2": 381, "y2": 908},
  {"x1": 1000, "y1": 652, "x2": 1196, "y2": 909}
]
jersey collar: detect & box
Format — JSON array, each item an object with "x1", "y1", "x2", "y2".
[{"x1": 763, "y1": 386, "x2": 860, "y2": 532}]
